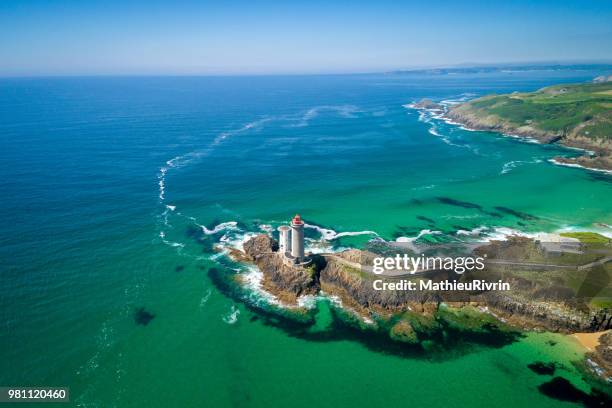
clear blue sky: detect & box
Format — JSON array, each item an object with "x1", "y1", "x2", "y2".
[{"x1": 1, "y1": 0, "x2": 611, "y2": 76}]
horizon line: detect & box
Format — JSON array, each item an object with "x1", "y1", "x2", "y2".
[{"x1": 2, "y1": 60, "x2": 612, "y2": 79}]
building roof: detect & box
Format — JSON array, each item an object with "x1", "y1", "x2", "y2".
[{"x1": 291, "y1": 214, "x2": 304, "y2": 225}]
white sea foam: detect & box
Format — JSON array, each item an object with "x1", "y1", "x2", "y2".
[
  {"x1": 162, "y1": 239, "x2": 185, "y2": 249},
  {"x1": 548, "y1": 158, "x2": 612, "y2": 174},
  {"x1": 156, "y1": 117, "x2": 272, "y2": 204},
  {"x1": 500, "y1": 159, "x2": 543, "y2": 174},
  {"x1": 159, "y1": 230, "x2": 185, "y2": 249},
  {"x1": 213, "y1": 118, "x2": 271, "y2": 146},
  {"x1": 484, "y1": 227, "x2": 537, "y2": 242},
  {"x1": 201, "y1": 221, "x2": 239, "y2": 235},
  {"x1": 406, "y1": 99, "x2": 482, "y2": 153},
  {"x1": 395, "y1": 229, "x2": 442, "y2": 243},
  {"x1": 166, "y1": 204, "x2": 176, "y2": 211},
  {"x1": 296, "y1": 295, "x2": 318, "y2": 309},
  {"x1": 304, "y1": 223, "x2": 379, "y2": 241},
  {"x1": 258, "y1": 224, "x2": 274, "y2": 233},
  {"x1": 411, "y1": 184, "x2": 436, "y2": 190},
  {"x1": 291, "y1": 105, "x2": 361, "y2": 127},
  {"x1": 223, "y1": 305, "x2": 240, "y2": 324},
  {"x1": 441, "y1": 214, "x2": 481, "y2": 220},
  {"x1": 199, "y1": 289, "x2": 212, "y2": 308},
  {"x1": 456, "y1": 226, "x2": 488, "y2": 236},
  {"x1": 219, "y1": 231, "x2": 258, "y2": 252}
]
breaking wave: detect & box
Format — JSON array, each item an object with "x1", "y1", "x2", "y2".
[
  {"x1": 304, "y1": 223, "x2": 379, "y2": 241},
  {"x1": 291, "y1": 105, "x2": 361, "y2": 128},
  {"x1": 405, "y1": 98, "x2": 481, "y2": 152},
  {"x1": 395, "y1": 229, "x2": 442, "y2": 243},
  {"x1": 500, "y1": 159, "x2": 543, "y2": 175},
  {"x1": 201, "y1": 221, "x2": 239, "y2": 235},
  {"x1": 222, "y1": 305, "x2": 240, "y2": 324}
]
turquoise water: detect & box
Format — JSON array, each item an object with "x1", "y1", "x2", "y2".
[{"x1": 1, "y1": 71, "x2": 611, "y2": 407}]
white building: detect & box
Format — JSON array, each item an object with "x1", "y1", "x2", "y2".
[
  {"x1": 277, "y1": 214, "x2": 307, "y2": 264},
  {"x1": 535, "y1": 233, "x2": 583, "y2": 256}
]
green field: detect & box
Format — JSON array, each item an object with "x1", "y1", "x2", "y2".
[{"x1": 460, "y1": 82, "x2": 612, "y2": 139}]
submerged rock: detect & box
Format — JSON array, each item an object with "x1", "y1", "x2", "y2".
[
  {"x1": 537, "y1": 377, "x2": 611, "y2": 407},
  {"x1": 134, "y1": 307, "x2": 155, "y2": 326},
  {"x1": 528, "y1": 361, "x2": 557, "y2": 375}
]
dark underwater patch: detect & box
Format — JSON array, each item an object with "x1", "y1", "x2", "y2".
[
  {"x1": 175, "y1": 265, "x2": 185, "y2": 272},
  {"x1": 435, "y1": 197, "x2": 503, "y2": 219},
  {"x1": 409, "y1": 198, "x2": 424, "y2": 205},
  {"x1": 537, "y1": 377, "x2": 611, "y2": 407},
  {"x1": 134, "y1": 307, "x2": 155, "y2": 326},
  {"x1": 436, "y1": 197, "x2": 482, "y2": 210},
  {"x1": 528, "y1": 361, "x2": 557, "y2": 375},
  {"x1": 494, "y1": 206, "x2": 538, "y2": 220},
  {"x1": 417, "y1": 215, "x2": 435, "y2": 224},
  {"x1": 588, "y1": 172, "x2": 612, "y2": 184},
  {"x1": 392, "y1": 226, "x2": 421, "y2": 240},
  {"x1": 207, "y1": 264, "x2": 522, "y2": 362},
  {"x1": 185, "y1": 225, "x2": 215, "y2": 252}
]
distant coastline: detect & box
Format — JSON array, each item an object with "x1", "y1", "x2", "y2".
[{"x1": 411, "y1": 77, "x2": 612, "y2": 172}]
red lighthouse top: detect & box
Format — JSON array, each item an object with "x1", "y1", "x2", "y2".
[{"x1": 291, "y1": 214, "x2": 304, "y2": 225}]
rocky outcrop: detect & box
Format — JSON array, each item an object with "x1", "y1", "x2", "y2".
[
  {"x1": 242, "y1": 234, "x2": 318, "y2": 303},
  {"x1": 413, "y1": 98, "x2": 443, "y2": 110},
  {"x1": 594, "y1": 331, "x2": 612, "y2": 372},
  {"x1": 239, "y1": 235, "x2": 610, "y2": 334},
  {"x1": 319, "y1": 253, "x2": 439, "y2": 311},
  {"x1": 243, "y1": 234, "x2": 278, "y2": 259},
  {"x1": 552, "y1": 155, "x2": 612, "y2": 173},
  {"x1": 590, "y1": 310, "x2": 612, "y2": 331}
]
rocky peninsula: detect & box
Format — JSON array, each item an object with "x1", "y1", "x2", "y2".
[
  {"x1": 423, "y1": 78, "x2": 612, "y2": 172},
  {"x1": 231, "y1": 233, "x2": 612, "y2": 381}
]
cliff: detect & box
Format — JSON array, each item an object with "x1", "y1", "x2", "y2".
[{"x1": 441, "y1": 81, "x2": 612, "y2": 171}]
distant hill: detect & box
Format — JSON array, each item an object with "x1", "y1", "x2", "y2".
[
  {"x1": 446, "y1": 79, "x2": 612, "y2": 171},
  {"x1": 389, "y1": 64, "x2": 612, "y2": 76}
]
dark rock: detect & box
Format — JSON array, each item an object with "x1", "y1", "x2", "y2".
[
  {"x1": 243, "y1": 234, "x2": 278, "y2": 260},
  {"x1": 413, "y1": 99, "x2": 442, "y2": 110}
]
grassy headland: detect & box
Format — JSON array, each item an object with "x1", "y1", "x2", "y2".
[{"x1": 446, "y1": 79, "x2": 612, "y2": 171}]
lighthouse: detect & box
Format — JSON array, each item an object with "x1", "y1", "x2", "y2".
[
  {"x1": 278, "y1": 225, "x2": 291, "y2": 256},
  {"x1": 290, "y1": 214, "x2": 305, "y2": 261}
]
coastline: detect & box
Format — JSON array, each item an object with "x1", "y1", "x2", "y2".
[
  {"x1": 409, "y1": 89, "x2": 612, "y2": 173},
  {"x1": 549, "y1": 158, "x2": 612, "y2": 175},
  {"x1": 442, "y1": 108, "x2": 612, "y2": 173}
]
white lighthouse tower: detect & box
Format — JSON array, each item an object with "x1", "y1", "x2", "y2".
[
  {"x1": 290, "y1": 214, "x2": 305, "y2": 261},
  {"x1": 278, "y1": 225, "x2": 291, "y2": 256}
]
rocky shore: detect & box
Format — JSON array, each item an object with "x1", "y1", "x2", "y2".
[
  {"x1": 413, "y1": 79, "x2": 612, "y2": 172},
  {"x1": 444, "y1": 103, "x2": 612, "y2": 172},
  {"x1": 233, "y1": 234, "x2": 612, "y2": 380}
]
